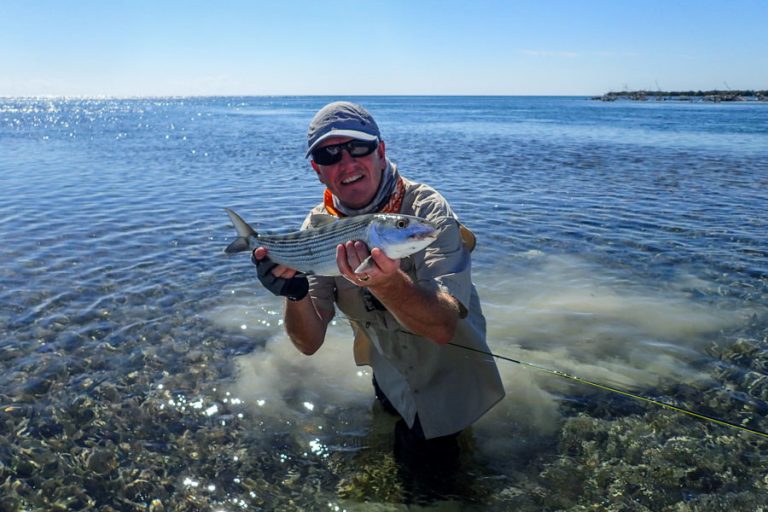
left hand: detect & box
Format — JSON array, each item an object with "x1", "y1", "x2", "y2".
[
  {"x1": 337, "y1": 241, "x2": 400, "y2": 287},
  {"x1": 251, "y1": 248, "x2": 309, "y2": 301}
]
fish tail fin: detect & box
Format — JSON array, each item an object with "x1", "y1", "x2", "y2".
[{"x1": 224, "y1": 208, "x2": 257, "y2": 254}]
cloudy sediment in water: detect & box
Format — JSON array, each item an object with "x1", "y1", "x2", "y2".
[{"x1": 212, "y1": 251, "x2": 749, "y2": 455}]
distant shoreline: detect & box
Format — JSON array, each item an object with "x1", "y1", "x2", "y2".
[{"x1": 593, "y1": 89, "x2": 768, "y2": 102}]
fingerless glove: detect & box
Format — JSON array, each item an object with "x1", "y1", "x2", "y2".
[{"x1": 252, "y1": 253, "x2": 309, "y2": 302}]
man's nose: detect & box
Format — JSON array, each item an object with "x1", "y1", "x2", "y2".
[{"x1": 338, "y1": 147, "x2": 356, "y2": 165}]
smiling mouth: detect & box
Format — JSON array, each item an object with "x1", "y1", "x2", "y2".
[{"x1": 341, "y1": 174, "x2": 364, "y2": 185}]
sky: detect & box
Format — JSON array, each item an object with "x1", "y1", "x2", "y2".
[{"x1": 1, "y1": 0, "x2": 766, "y2": 97}]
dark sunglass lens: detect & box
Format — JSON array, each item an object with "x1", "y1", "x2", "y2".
[
  {"x1": 312, "y1": 146, "x2": 342, "y2": 165},
  {"x1": 312, "y1": 140, "x2": 377, "y2": 165},
  {"x1": 348, "y1": 140, "x2": 377, "y2": 157}
]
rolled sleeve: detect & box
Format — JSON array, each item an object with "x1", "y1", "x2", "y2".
[{"x1": 413, "y1": 214, "x2": 473, "y2": 317}]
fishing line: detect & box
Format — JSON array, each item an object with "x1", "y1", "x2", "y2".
[{"x1": 448, "y1": 342, "x2": 768, "y2": 440}]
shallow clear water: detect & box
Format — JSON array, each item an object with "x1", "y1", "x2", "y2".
[{"x1": 1, "y1": 96, "x2": 767, "y2": 510}]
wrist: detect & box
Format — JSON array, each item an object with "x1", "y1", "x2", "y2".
[{"x1": 368, "y1": 270, "x2": 408, "y2": 297}]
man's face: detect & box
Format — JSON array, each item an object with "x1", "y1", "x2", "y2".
[{"x1": 311, "y1": 136, "x2": 387, "y2": 209}]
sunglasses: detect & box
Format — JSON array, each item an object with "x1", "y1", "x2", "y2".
[{"x1": 311, "y1": 139, "x2": 379, "y2": 166}]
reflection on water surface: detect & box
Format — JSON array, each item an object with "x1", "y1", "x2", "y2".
[{"x1": 1, "y1": 96, "x2": 767, "y2": 510}]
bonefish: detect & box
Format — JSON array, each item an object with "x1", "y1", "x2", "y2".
[{"x1": 224, "y1": 208, "x2": 438, "y2": 276}]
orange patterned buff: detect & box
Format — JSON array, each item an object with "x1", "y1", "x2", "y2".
[{"x1": 323, "y1": 176, "x2": 405, "y2": 217}]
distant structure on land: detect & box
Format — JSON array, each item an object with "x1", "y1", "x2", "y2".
[{"x1": 593, "y1": 89, "x2": 768, "y2": 102}]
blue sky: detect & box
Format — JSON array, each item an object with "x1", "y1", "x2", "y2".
[{"x1": 1, "y1": 0, "x2": 766, "y2": 97}]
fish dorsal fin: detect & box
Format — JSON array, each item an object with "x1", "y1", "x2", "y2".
[{"x1": 309, "y1": 213, "x2": 338, "y2": 228}]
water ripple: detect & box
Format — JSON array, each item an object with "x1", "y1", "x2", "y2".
[{"x1": 1, "y1": 96, "x2": 767, "y2": 509}]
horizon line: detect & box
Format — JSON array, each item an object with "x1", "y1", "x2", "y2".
[{"x1": 1, "y1": 93, "x2": 599, "y2": 100}]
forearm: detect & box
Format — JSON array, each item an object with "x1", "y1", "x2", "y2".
[
  {"x1": 369, "y1": 270, "x2": 459, "y2": 345},
  {"x1": 284, "y1": 296, "x2": 331, "y2": 355}
]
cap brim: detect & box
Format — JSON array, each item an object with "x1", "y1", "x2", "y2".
[{"x1": 306, "y1": 130, "x2": 379, "y2": 158}]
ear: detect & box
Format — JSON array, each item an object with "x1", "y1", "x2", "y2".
[
  {"x1": 311, "y1": 160, "x2": 326, "y2": 184},
  {"x1": 374, "y1": 140, "x2": 387, "y2": 169}
]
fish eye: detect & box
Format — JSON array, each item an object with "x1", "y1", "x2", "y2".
[{"x1": 396, "y1": 219, "x2": 408, "y2": 229}]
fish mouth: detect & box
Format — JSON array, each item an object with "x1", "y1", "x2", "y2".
[{"x1": 411, "y1": 230, "x2": 438, "y2": 241}]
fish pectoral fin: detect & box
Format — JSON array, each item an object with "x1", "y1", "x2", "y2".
[
  {"x1": 353, "y1": 256, "x2": 376, "y2": 274},
  {"x1": 225, "y1": 238, "x2": 250, "y2": 254}
]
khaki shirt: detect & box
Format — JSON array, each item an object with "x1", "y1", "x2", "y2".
[{"x1": 303, "y1": 177, "x2": 505, "y2": 439}]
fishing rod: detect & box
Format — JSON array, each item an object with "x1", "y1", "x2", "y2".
[{"x1": 448, "y1": 342, "x2": 768, "y2": 440}]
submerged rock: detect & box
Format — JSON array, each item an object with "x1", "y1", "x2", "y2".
[{"x1": 85, "y1": 447, "x2": 118, "y2": 475}]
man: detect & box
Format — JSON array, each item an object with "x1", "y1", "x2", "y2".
[{"x1": 252, "y1": 101, "x2": 504, "y2": 465}]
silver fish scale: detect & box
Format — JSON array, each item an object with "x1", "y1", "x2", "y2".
[{"x1": 254, "y1": 215, "x2": 374, "y2": 275}]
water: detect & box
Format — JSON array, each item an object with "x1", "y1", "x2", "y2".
[{"x1": 1, "y1": 96, "x2": 767, "y2": 510}]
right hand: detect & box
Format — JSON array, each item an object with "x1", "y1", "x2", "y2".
[{"x1": 252, "y1": 247, "x2": 309, "y2": 301}]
